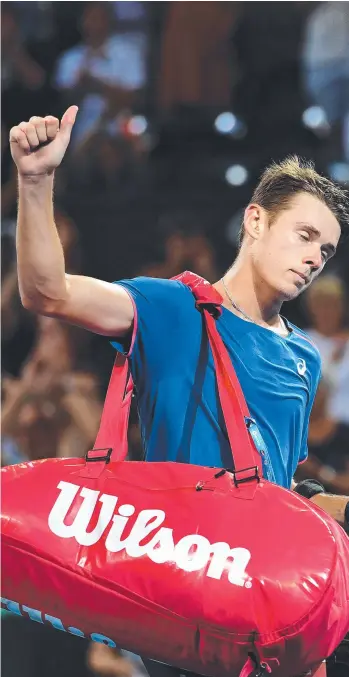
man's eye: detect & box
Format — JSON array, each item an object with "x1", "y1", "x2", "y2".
[{"x1": 299, "y1": 231, "x2": 310, "y2": 241}]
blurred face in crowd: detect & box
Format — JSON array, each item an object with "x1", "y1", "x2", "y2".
[
  {"x1": 243, "y1": 192, "x2": 341, "y2": 303},
  {"x1": 306, "y1": 283, "x2": 345, "y2": 336},
  {"x1": 81, "y1": 3, "x2": 111, "y2": 47}
]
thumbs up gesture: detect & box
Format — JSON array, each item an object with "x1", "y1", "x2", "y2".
[{"x1": 9, "y1": 106, "x2": 78, "y2": 178}]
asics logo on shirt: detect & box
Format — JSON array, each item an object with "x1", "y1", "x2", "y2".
[{"x1": 297, "y1": 359, "x2": 307, "y2": 376}]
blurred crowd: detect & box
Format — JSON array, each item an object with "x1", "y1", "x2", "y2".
[{"x1": 1, "y1": 2, "x2": 349, "y2": 677}]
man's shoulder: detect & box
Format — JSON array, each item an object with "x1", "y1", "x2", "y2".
[
  {"x1": 110, "y1": 277, "x2": 198, "y2": 354},
  {"x1": 115, "y1": 276, "x2": 195, "y2": 308}
]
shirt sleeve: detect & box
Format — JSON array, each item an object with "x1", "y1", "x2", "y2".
[
  {"x1": 298, "y1": 349, "x2": 322, "y2": 465},
  {"x1": 110, "y1": 276, "x2": 194, "y2": 358}
]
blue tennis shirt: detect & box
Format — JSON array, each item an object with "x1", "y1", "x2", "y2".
[{"x1": 111, "y1": 276, "x2": 321, "y2": 488}]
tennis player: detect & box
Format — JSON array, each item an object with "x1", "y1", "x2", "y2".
[
  {"x1": 9, "y1": 105, "x2": 348, "y2": 512},
  {"x1": 10, "y1": 104, "x2": 349, "y2": 677}
]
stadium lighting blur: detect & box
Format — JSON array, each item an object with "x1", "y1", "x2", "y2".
[
  {"x1": 215, "y1": 112, "x2": 237, "y2": 134},
  {"x1": 301, "y1": 106, "x2": 330, "y2": 136},
  {"x1": 225, "y1": 165, "x2": 249, "y2": 186},
  {"x1": 214, "y1": 112, "x2": 247, "y2": 139},
  {"x1": 127, "y1": 115, "x2": 148, "y2": 136}
]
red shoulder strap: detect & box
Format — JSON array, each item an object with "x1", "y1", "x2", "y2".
[
  {"x1": 85, "y1": 271, "x2": 262, "y2": 482},
  {"x1": 80, "y1": 352, "x2": 132, "y2": 477},
  {"x1": 173, "y1": 272, "x2": 262, "y2": 479}
]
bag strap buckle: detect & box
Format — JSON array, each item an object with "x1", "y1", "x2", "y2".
[
  {"x1": 232, "y1": 465, "x2": 260, "y2": 487},
  {"x1": 85, "y1": 448, "x2": 112, "y2": 464}
]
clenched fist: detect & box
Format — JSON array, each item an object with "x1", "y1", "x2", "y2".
[{"x1": 9, "y1": 106, "x2": 78, "y2": 178}]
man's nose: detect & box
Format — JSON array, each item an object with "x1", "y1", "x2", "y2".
[{"x1": 304, "y1": 246, "x2": 322, "y2": 270}]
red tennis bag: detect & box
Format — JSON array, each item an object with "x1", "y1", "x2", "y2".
[{"x1": 1, "y1": 272, "x2": 349, "y2": 677}]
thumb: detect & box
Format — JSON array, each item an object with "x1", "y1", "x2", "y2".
[{"x1": 59, "y1": 105, "x2": 79, "y2": 144}]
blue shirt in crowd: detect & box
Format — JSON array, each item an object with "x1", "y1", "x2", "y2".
[{"x1": 111, "y1": 277, "x2": 321, "y2": 489}]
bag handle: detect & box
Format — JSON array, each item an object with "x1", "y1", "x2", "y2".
[{"x1": 86, "y1": 272, "x2": 262, "y2": 480}]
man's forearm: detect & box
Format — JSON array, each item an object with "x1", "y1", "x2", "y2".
[
  {"x1": 17, "y1": 175, "x2": 67, "y2": 309},
  {"x1": 310, "y1": 493, "x2": 348, "y2": 527},
  {"x1": 292, "y1": 479, "x2": 348, "y2": 526}
]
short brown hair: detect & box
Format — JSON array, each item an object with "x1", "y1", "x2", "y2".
[{"x1": 238, "y1": 156, "x2": 349, "y2": 247}]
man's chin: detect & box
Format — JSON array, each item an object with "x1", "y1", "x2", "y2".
[{"x1": 278, "y1": 283, "x2": 304, "y2": 302}]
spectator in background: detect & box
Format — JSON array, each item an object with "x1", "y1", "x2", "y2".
[
  {"x1": 68, "y1": 132, "x2": 137, "y2": 195},
  {"x1": 302, "y1": 1, "x2": 349, "y2": 164},
  {"x1": 2, "y1": 3, "x2": 45, "y2": 93},
  {"x1": 1, "y1": 233, "x2": 37, "y2": 378},
  {"x1": 158, "y1": 2, "x2": 239, "y2": 112},
  {"x1": 2, "y1": 209, "x2": 81, "y2": 377},
  {"x1": 1, "y1": 203, "x2": 97, "y2": 465},
  {"x1": 1, "y1": 316, "x2": 102, "y2": 465},
  {"x1": 296, "y1": 378, "x2": 349, "y2": 495},
  {"x1": 2, "y1": 3, "x2": 58, "y2": 131},
  {"x1": 140, "y1": 212, "x2": 219, "y2": 282},
  {"x1": 306, "y1": 275, "x2": 349, "y2": 424},
  {"x1": 54, "y1": 2, "x2": 146, "y2": 149}
]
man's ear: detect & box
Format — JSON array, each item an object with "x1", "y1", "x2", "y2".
[{"x1": 243, "y1": 204, "x2": 266, "y2": 241}]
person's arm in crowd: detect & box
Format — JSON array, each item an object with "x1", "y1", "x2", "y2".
[
  {"x1": 1, "y1": 378, "x2": 30, "y2": 436},
  {"x1": 10, "y1": 107, "x2": 134, "y2": 337},
  {"x1": 61, "y1": 389, "x2": 103, "y2": 445}
]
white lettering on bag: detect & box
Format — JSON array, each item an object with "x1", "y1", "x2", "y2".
[
  {"x1": 48, "y1": 481, "x2": 118, "y2": 546},
  {"x1": 48, "y1": 481, "x2": 252, "y2": 587}
]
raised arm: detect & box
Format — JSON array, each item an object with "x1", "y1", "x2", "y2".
[{"x1": 10, "y1": 107, "x2": 134, "y2": 337}]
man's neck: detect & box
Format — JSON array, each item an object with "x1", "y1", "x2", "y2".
[{"x1": 213, "y1": 261, "x2": 283, "y2": 329}]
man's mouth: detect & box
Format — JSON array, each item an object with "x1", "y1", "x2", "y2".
[{"x1": 291, "y1": 270, "x2": 309, "y2": 284}]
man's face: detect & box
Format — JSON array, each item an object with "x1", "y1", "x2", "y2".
[
  {"x1": 82, "y1": 5, "x2": 110, "y2": 44},
  {"x1": 248, "y1": 192, "x2": 341, "y2": 301}
]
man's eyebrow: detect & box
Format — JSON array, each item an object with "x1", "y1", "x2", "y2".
[{"x1": 296, "y1": 222, "x2": 337, "y2": 256}]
